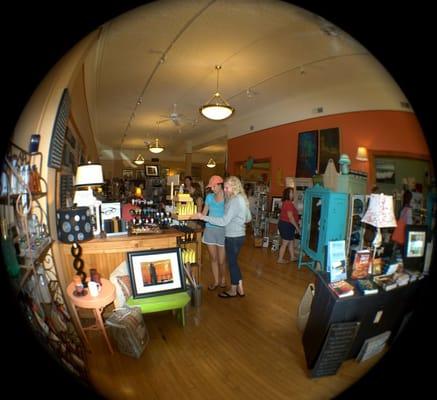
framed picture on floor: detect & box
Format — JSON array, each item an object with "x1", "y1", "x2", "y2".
[
  {"x1": 127, "y1": 247, "x2": 186, "y2": 298},
  {"x1": 296, "y1": 130, "x2": 318, "y2": 177}
]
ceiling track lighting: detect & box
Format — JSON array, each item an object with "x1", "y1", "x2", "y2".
[
  {"x1": 206, "y1": 158, "x2": 216, "y2": 168},
  {"x1": 200, "y1": 65, "x2": 234, "y2": 121}
]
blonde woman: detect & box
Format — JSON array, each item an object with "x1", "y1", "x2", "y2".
[
  {"x1": 194, "y1": 176, "x2": 251, "y2": 298},
  {"x1": 201, "y1": 175, "x2": 226, "y2": 290}
]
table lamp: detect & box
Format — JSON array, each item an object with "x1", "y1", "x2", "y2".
[
  {"x1": 73, "y1": 162, "x2": 104, "y2": 236},
  {"x1": 56, "y1": 206, "x2": 94, "y2": 287},
  {"x1": 361, "y1": 193, "x2": 397, "y2": 267}
]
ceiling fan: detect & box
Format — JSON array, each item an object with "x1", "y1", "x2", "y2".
[{"x1": 158, "y1": 103, "x2": 198, "y2": 128}]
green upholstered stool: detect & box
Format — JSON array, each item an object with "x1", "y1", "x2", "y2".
[{"x1": 126, "y1": 291, "x2": 190, "y2": 327}]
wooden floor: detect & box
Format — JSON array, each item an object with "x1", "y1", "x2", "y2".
[{"x1": 86, "y1": 238, "x2": 382, "y2": 399}]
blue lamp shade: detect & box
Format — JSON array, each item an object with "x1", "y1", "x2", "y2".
[{"x1": 56, "y1": 206, "x2": 93, "y2": 243}]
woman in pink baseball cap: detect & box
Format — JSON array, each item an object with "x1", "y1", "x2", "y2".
[{"x1": 201, "y1": 175, "x2": 227, "y2": 290}]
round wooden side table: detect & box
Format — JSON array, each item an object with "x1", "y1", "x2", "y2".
[{"x1": 66, "y1": 277, "x2": 115, "y2": 354}]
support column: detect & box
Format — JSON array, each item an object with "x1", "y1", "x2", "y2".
[{"x1": 185, "y1": 140, "x2": 192, "y2": 176}]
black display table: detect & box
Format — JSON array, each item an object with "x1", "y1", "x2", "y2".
[{"x1": 302, "y1": 272, "x2": 422, "y2": 372}]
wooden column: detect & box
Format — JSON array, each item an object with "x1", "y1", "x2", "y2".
[{"x1": 185, "y1": 140, "x2": 192, "y2": 176}]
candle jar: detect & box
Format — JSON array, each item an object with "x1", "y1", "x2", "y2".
[{"x1": 73, "y1": 275, "x2": 84, "y2": 296}]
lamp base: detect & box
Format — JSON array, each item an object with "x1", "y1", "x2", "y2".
[{"x1": 71, "y1": 242, "x2": 87, "y2": 288}]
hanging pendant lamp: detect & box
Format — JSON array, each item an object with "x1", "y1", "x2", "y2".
[
  {"x1": 149, "y1": 138, "x2": 164, "y2": 154},
  {"x1": 200, "y1": 65, "x2": 234, "y2": 121},
  {"x1": 206, "y1": 158, "x2": 216, "y2": 168},
  {"x1": 133, "y1": 153, "x2": 145, "y2": 165}
]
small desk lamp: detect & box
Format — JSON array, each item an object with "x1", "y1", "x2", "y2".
[
  {"x1": 361, "y1": 193, "x2": 397, "y2": 268},
  {"x1": 73, "y1": 162, "x2": 104, "y2": 236}
]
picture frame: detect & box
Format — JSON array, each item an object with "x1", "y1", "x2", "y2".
[
  {"x1": 319, "y1": 127, "x2": 340, "y2": 174},
  {"x1": 127, "y1": 247, "x2": 186, "y2": 299},
  {"x1": 375, "y1": 160, "x2": 395, "y2": 183},
  {"x1": 271, "y1": 196, "x2": 282, "y2": 212},
  {"x1": 296, "y1": 130, "x2": 318, "y2": 177},
  {"x1": 122, "y1": 169, "x2": 134, "y2": 179},
  {"x1": 135, "y1": 168, "x2": 145, "y2": 179},
  {"x1": 145, "y1": 165, "x2": 159, "y2": 177}
]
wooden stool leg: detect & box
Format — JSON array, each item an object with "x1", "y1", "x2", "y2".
[
  {"x1": 71, "y1": 304, "x2": 90, "y2": 349},
  {"x1": 93, "y1": 308, "x2": 114, "y2": 354}
]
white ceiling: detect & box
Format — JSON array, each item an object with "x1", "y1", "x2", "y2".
[{"x1": 81, "y1": 0, "x2": 410, "y2": 164}]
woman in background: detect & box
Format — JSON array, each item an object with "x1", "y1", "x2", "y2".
[
  {"x1": 202, "y1": 175, "x2": 226, "y2": 290},
  {"x1": 194, "y1": 176, "x2": 251, "y2": 298},
  {"x1": 277, "y1": 187, "x2": 300, "y2": 263},
  {"x1": 190, "y1": 181, "x2": 204, "y2": 213},
  {"x1": 392, "y1": 190, "x2": 413, "y2": 252}
]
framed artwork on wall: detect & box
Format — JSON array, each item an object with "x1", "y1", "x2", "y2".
[
  {"x1": 319, "y1": 128, "x2": 340, "y2": 174},
  {"x1": 296, "y1": 130, "x2": 318, "y2": 177},
  {"x1": 127, "y1": 247, "x2": 186, "y2": 299},
  {"x1": 135, "y1": 169, "x2": 145, "y2": 179},
  {"x1": 271, "y1": 196, "x2": 282, "y2": 212},
  {"x1": 122, "y1": 169, "x2": 134, "y2": 179},
  {"x1": 145, "y1": 165, "x2": 159, "y2": 177}
]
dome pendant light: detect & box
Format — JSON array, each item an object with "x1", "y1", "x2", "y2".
[
  {"x1": 133, "y1": 153, "x2": 145, "y2": 165},
  {"x1": 149, "y1": 138, "x2": 164, "y2": 154},
  {"x1": 206, "y1": 158, "x2": 216, "y2": 168},
  {"x1": 200, "y1": 65, "x2": 234, "y2": 121}
]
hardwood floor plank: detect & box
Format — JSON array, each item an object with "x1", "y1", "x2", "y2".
[{"x1": 86, "y1": 238, "x2": 382, "y2": 399}]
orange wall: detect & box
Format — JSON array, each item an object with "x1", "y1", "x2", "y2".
[{"x1": 228, "y1": 110, "x2": 430, "y2": 195}]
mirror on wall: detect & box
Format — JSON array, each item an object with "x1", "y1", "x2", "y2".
[{"x1": 368, "y1": 151, "x2": 433, "y2": 217}]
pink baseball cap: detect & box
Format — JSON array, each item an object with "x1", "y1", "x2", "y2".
[{"x1": 206, "y1": 175, "x2": 224, "y2": 188}]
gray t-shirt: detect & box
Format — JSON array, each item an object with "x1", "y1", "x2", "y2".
[{"x1": 204, "y1": 194, "x2": 251, "y2": 237}]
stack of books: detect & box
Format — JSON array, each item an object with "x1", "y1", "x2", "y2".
[
  {"x1": 328, "y1": 280, "x2": 355, "y2": 298},
  {"x1": 404, "y1": 269, "x2": 423, "y2": 282},
  {"x1": 355, "y1": 278, "x2": 379, "y2": 295},
  {"x1": 394, "y1": 272, "x2": 410, "y2": 287},
  {"x1": 373, "y1": 274, "x2": 397, "y2": 291},
  {"x1": 351, "y1": 249, "x2": 371, "y2": 280}
]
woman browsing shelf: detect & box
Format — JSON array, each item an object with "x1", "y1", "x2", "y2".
[
  {"x1": 277, "y1": 187, "x2": 300, "y2": 263},
  {"x1": 201, "y1": 175, "x2": 226, "y2": 290},
  {"x1": 193, "y1": 176, "x2": 251, "y2": 298}
]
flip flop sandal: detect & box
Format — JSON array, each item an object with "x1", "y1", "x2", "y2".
[
  {"x1": 208, "y1": 284, "x2": 219, "y2": 291},
  {"x1": 218, "y1": 291, "x2": 237, "y2": 298}
]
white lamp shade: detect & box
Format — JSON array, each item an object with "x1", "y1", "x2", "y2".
[
  {"x1": 356, "y1": 146, "x2": 368, "y2": 161},
  {"x1": 75, "y1": 163, "x2": 104, "y2": 187},
  {"x1": 361, "y1": 194, "x2": 397, "y2": 228}
]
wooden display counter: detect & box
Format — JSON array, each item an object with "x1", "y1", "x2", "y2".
[{"x1": 59, "y1": 228, "x2": 202, "y2": 284}]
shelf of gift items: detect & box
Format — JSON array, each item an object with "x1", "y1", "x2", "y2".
[
  {"x1": 171, "y1": 193, "x2": 198, "y2": 221},
  {"x1": 2, "y1": 141, "x2": 87, "y2": 377}
]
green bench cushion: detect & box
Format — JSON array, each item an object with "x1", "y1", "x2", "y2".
[{"x1": 126, "y1": 291, "x2": 190, "y2": 314}]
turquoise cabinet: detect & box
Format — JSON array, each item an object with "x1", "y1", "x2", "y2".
[{"x1": 298, "y1": 184, "x2": 348, "y2": 272}]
